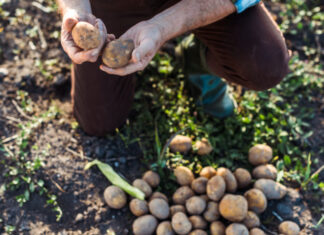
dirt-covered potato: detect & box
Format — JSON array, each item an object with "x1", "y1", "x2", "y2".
[
  {"x1": 252, "y1": 164, "x2": 277, "y2": 180},
  {"x1": 244, "y1": 189, "x2": 267, "y2": 214},
  {"x1": 170, "y1": 205, "x2": 186, "y2": 216},
  {"x1": 169, "y1": 135, "x2": 192, "y2": 154},
  {"x1": 203, "y1": 201, "x2": 220, "y2": 222},
  {"x1": 150, "y1": 192, "x2": 169, "y2": 202},
  {"x1": 254, "y1": 179, "x2": 287, "y2": 200},
  {"x1": 248, "y1": 144, "x2": 273, "y2": 166},
  {"x1": 219, "y1": 194, "x2": 248, "y2": 222},
  {"x1": 278, "y1": 221, "x2": 300, "y2": 235},
  {"x1": 210, "y1": 221, "x2": 225, "y2": 235},
  {"x1": 71, "y1": 21, "x2": 101, "y2": 50},
  {"x1": 207, "y1": 175, "x2": 226, "y2": 201},
  {"x1": 194, "y1": 138, "x2": 213, "y2": 155},
  {"x1": 103, "y1": 186, "x2": 127, "y2": 209},
  {"x1": 189, "y1": 215, "x2": 208, "y2": 229},
  {"x1": 233, "y1": 168, "x2": 252, "y2": 189},
  {"x1": 225, "y1": 223, "x2": 249, "y2": 235},
  {"x1": 133, "y1": 179, "x2": 152, "y2": 198},
  {"x1": 174, "y1": 166, "x2": 195, "y2": 186},
  {"x1": 102, "y1": 39, "x2": 134, "y2": 68},
  {"x1": 242, "y1": 211, "x2": 260, "y2": 229},
  {"x1": 129, "y1": 198, "x2": 148, "y2": 216},
  {"x1": 149, "y1": 198, "x2": 170, "y2": 219},
  {"x1": 191, "y1": 177, "x2": 208, "y2": 194},
  {"x1": 173, "y1": 186, "x2": 195, "y2": 205},
  {"x1": 189, "y1": 229, "x2": 208, "y2": 235},
  {"x1": 133, "y1": 214, "x2": 158, "y2": 235},
  {"x1": 143, "y1": 170, "x2": 160, "y2": 188},
  {"x1": 200, "y1": 166, "x2": 217, "y2": 179},
  {"x1": 171, "y1": 212, "x2": 192, "y2": 235},
  {"x1": 156, "y1": 221, "x2": 175, "y2": 235},
  {"x1": 249, "y1": 228, "x2": 266, "y2": 235},
  {"x1": 186, "y1": 196, "x2": 206, "y2": 215},
  {"x1": 217, "y1": 167, "x2": 238, "y2": 193}
]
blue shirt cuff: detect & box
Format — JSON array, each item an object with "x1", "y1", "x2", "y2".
[{"x1": 235, "y1": 0, "x2": 261, "y2": 13}]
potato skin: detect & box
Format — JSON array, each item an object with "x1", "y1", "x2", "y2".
[
  {"x1": 242, "y1": 211, "x2": 260, "y2": 229},
  {"x1": 149, "y1": 198, "x2": 170, "y2": 219},
  {"x1": 278, "y1": 221, "x2": 300, "y2": 235},
  {"x1": 219, "y1": 194, "x2": 248, "y2": 222},
  {"x1": 172, "y1": 186, "x2": 195, "y2": 205},
  {"x1": 143, "y1": 170, "x2": 160, "y2": 188},
  {"x1": 169, "y1": 135, "x2": 192, "y2": 154},
  {"x1": 186, "y1": 196, "x2": 206, "y2": 215},
  {"x1": 248, "y1": 144, "x2": 273, "y2": 166},
  {"x1": 244, "y1": 189, "x2": 267, "y2": 214},
  {"x1": 226, "y1": 223, "x2": 249, "y2": 235},
  {"x1": 233, "y1": 168, "x2": 252, "y2": 189},
  {"x1": 133, "y1": 179, "x2": 152, "y2": 198},
  {"x1": 207, "y1": 175, "x2": 226, "y2": 201},
  {"x1": 156, "y1": 221, "x2": 175, "y2": 235},
  {"x1": 102, "y1": 39, "x2": 134, "y2": 68},
  {"x1": 210, "y1": 221, "x2": 225, "y2": 235},
  {"x1": 252, "y1": 164, "x2": 277, "y2": 180},
  {"x1": 203, "y1": 201, "x2": 220, "y2": 222},
  {"x1": 194, "y1": 138, "x2": 213, "y2": 155},
  {"x1": 72, "y1": 22, "x2": 100, "y2": 50},
  {"x1": 189, "y1": 229, "x2": 208, "y2": 235},
  {"x1": 217, "y1": 167, "x2": 238, "y2": 193},
  {"x1": 191, "y1": 177, "x2": 208, "y2": 194},
  {"x1": 249, "y1": 228, "x2": 266, "y2": 235},
  {"x1": 103, "y1": 186, "x2": 127, "y2": 209},
  {"x1": 150, "y1": 192, "x2": 169, "y2": 203},
  {"x1": 174, "y1": 166, "x2": 195, "y2": 186},
  {"x1": 132, "y1": 214, "x2": 158, "y2": 235},
  {"x1": 170, "y1": 205, "x2": 186, "y2": 216},
  {"x1": 254, "y1": 179, "x2": 287, "y2": 200},
  {"x1": 189, "y1": 215, "x2": 208, "y2": 229},
  {"x1": 129, "y1": 198, "x2": 148, "y2": 216},
  {"x1": 171, "y1": 212, "x2": 192, "y2": 235},
  {"x1": 200, "y1": 166, "x2": 217, "y2": 179}
]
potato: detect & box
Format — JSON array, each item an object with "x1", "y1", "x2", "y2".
[
  {"x1": 103, "y1": 186, "x2": 127, "y2": 209},
  {"x1": 102, "y1": 39, "x2": 135, "y2": 68},
  {"x1": 244, "y1": 189, "x2": 267, "y2": 214},
  {"x1": 225, "y1": 223, "x2": 249, "y2": 235},
  {"x1": 150, "y1": 192, "x2": 169, "y2": 202},
  {"x1": 186, "y1": 196, "x2": 206, "y2": 215},
  {"x1": 191, "y1": 177, "x2": 208, "y2": 194},
  {"x1": 278, "y1": 221, "x2": 300, "y2": 235},
  {"x1": 219, "y1": 194, "x2": 248, "y2": 222},
  {"x1": 254, "y1": 179, "x2": 287, "y2": 200},
  {"x1": 203, "y1": 201, "x2": 220, "y2": 222},
  {"x1": 189, "y1": 215, "x2": 208, "y2": 229},
  {"x1": 207, "y1": 175, "x2": 226, "y2": 201},
  {"x1": 242, "y1": 211, "x2": 260, "y2": 229},
  {"x1": 252, "y1": 164, "x2": 277, "y2": 180},
  {"x1": 194, "y1": 138, "x2": 213, "y2": 155},
  {"x1": 170, "y1": 205, "x2": 186, "y2": 216},
  {"x1": 143, "y1": 170, "x2": 160, "y2": 188},
  {"x1": 171, "y1": 212, "x2": 192, "y2": 235},
  {"x1": 71, "y1": 21, "x2": 101, "y2": 50},
  {"x1": 174, "y1": 166, "x2": 195, "y2": 186},
  {"x1": 129, "y1": 198, "x2": 148, "y2": 216},
  {"x1": 249, "y1": 228, "x2": 266, "y2": 235},
  {"x1": 133, "y1": 179, "x2": 152, "y2": 198},
  {"x1": 149, "y1": 198, "x2": 170, "y2": 219},
  {"x1": 248, "y1": 144, "x2": 273, "y2": 166},
  {"x1": 133, "y1": 214, "x2": 158, "y2": 235},
  {"x1": 200, "y1": 166, "x2": 217, "y2": 179},
  {"x1": 217, "y1": 168, "x2": 238, "y2": 193},
  {"x1": 169, "y1": 135, "x2": 192, "y2": 154},
  {"x1": 233, "y1": 168, "x2": 252, "y2": 189},
  {"x1": 156, "y1": 221, "x2": 175, "y2": 235},
  {"x1": 210, "y1": 221, "x2": 225, "y2": 235},
  {"x1": 189, "y1": 229, "x2": 208, "y2": 235},
  {"x1": 173, "y1": 186, "x2": 195, "y2": 205}
]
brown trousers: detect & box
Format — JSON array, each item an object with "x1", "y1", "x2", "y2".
[{"x1": 71, "y1": 0, "x2": 289, "y2": 136}]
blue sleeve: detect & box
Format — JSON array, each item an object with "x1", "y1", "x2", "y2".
[{"x1": 234, "y1": 0, "x2": 261, "y2": 13}]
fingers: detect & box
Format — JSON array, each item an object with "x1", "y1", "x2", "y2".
[{"x1": 131, "y1": 38, "x2": 155, "y2": 63}]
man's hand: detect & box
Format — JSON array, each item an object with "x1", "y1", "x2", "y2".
[{"x1": 100, "y1": 21, "x2": 164, "y2": 76}]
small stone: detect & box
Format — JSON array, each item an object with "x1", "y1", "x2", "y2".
[
  {"x1": 0, "y1": 68, "x2": 8, "y2": 78},
  {"x1": 75, "y1": 213, "x2": 83, "y2": 223}
]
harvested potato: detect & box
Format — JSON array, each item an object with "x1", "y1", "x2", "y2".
[
  {"x1": 189, "y1": 229, "x2": 208, "y2": 235},
  {"x1": 103, "y1": 186, "x2": 127, "y2": 209},
  {"x1": 217, "y1": 167, "x2": 238, "y2": 193},
  {"x1": 254, "y1": 179, "x2": 287, "y2": 200},
  {"x1": 194, "y1": 138, "x2": 213, "y2": 155},
  {"x1": 278, "y1": 221, "x2": 300, "y2": 235},
  {"x1": 174, "y1": 166, "x2": 195, "y2": 186},
  {"x1": 71, "y1": 21, "x2": 101, "y2": 50},
  {"x1": 102, "y1": 39, "x2": 134, "y2": 68},
  {"x1": 242, "y1": 211, "x2": 260, "y2": 229},
  {"x1": 150, "y1": 192, "x2": 169, "y2": 202},
  {"x1": 252, "y1": 164, "x2": 277, "y2": 180},
  {"x1": 249, "y1": 228, "x2": 266, "y2": 235},
  {"x1": 233, "y1": 168, "x2": 252, "y2": 189},
  {"x1": 143, "y1": 170, "x2": 160, "y2": 188},
  {"x1": 207, "y1": 175, "x2": 226, "y2": 201},
  {"x1": 189, "y1": 215, "x2": 208, "y2": 229},
  {"x1": 169, "y1": 135, "x2": 192, "y2": 154},
  {"x1": 156, "y1": 221, "x2": 175, "y2": 235},
  {"x1": 203, "y1": 201, "x2": 220, "y2": 222},
  {"x1": 171, "y1": 212, "x2": 192, "y2": 235},
  {"x1": 173, "y1": 186, "x2": 195, "y2": 205},
  {"x1": 248, "y1": 144, "x2": 273, "y2": 166},
  {"x1": 149, "y1": 198, "x2": 170, "y2": 219},
  {"x1": 200, "y1": 166, "x2": 217, "y2": 179},
  {"x1": 210, "y1": 221, "x2": 225, "y2": 235},
  {"x1": 219, "y1": 194, "x2": 248, "y2": 222},
  {"x1": 170, "y1": 205, "x2": 186, "y2": 216},
  {"x1": 133, "y1": 179, "x2": 152, "y2": 198},
  {"x1": 186, "y1": 196, "x2": 206, "y2": 215},
  {"x1": 225, "y1": 223, "x2": 249, "y2": 235},
  {"x1": 129, "y1": 198, "x2": 148, "y2": 216},
  {"x1": 244, "y1": 189, "x2": 267, "y2": 214},
  {"x1": 133, "y1": 214, "x2": 158, "y2": 235},
  {"x1": 191, "y1": 177, "x2": 208, "y2": 194}
]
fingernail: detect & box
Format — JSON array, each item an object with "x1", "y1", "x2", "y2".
[
  {"x1": 135, "y1": 52, "x2": 140, "y2": 61},
  {"x1": 91, "y1": 51, "x2": 97, "y2": 57}
]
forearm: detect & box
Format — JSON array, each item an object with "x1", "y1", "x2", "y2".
[
  {"x1": 149, "y1": 0, "x2": 236, "y2": 41},
  {"x1": 56, "y1": 0, "x2": 92, "y2": 15}
]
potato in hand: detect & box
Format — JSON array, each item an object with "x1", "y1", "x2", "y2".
[
  {"x1": 102, "y1": 39, "x2": 135, "y2": 68},
  {"x1": 72, "y1": 21, "x2": 101, "y2": 50}
]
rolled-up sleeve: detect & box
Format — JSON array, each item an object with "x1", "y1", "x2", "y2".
[{"x1": 231, "y1": 0, "x2": 261, "y2": 13}]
